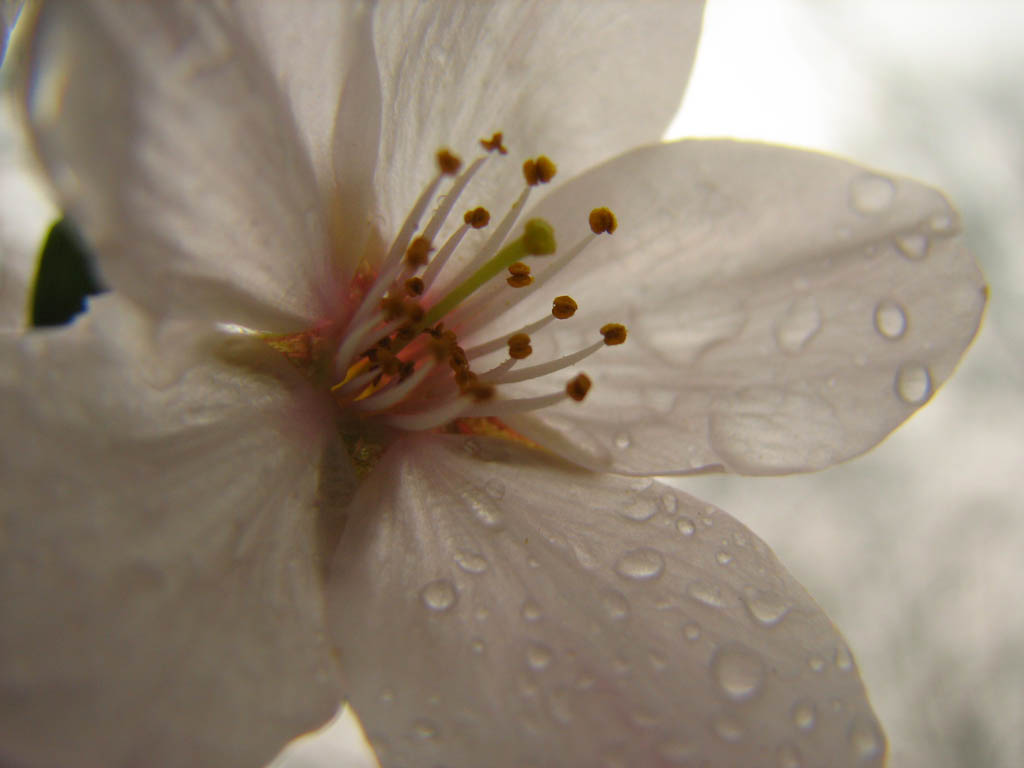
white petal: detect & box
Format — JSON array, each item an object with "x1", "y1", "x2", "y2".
[
  {"x1": 20, "y1": 1, "x2": 341, "y2": 330},
  {"x1": 0, "y1": 297, "x2": 343, "y2": 768},
  {"x1": 475, "y1": 140, "x2": 986, "y2": 475},
  {"x1": 369, "y1": 1, "x2": 705, "y2": 242},
  {"x1": 327, "y1": 435, "x2": 885, "y2": 768}
]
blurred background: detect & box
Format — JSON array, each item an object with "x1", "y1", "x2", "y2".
[{"x1": 275, "y1": 2, "x2": 1023, "y2": 766}]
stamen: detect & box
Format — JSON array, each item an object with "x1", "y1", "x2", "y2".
[
  {"x1": 487, "y1": 325, "x2": 625, "y2": 385},
  {"x1": 421, "y1": 223, "x2": 470, "y2": 290},
  {"x1": 333, "y1": 314, "x2": 406, "y2": 377},
  {"x1": 552, "y1": 295, "x2": 578, "y2": 319},
  {"x1": 588, "y1": 207, "x2": 617, "y2": 234},
  {"x1": 477, "y1": 356, "x2": 519, "y2": 380},
  {"x1": 506, "y1": 262, "x2": 533, "y2": 288},
  {"x1": 404, "y1": 236, "x2": 433, "y2": 268},
  {"x1": 506, "y1": 332, "x2": 533, "y2": 359},
  {"x1": 436, "y1": 149, "x2": 462, "y2": 176},
  {"x1": 355, "y1": 358, "x2": 437, "y2": 411},
  {"x1": 460, "y1": 374, "x2": 591, "y2": 418},
  {"x1": 600, "y1": 323, "x2": 628, "y2": 345},
  {"x1": 464, "y1": 206, "x2": 491, "y2": 228},
  {"x1": 405, "y1": 277, "x2": 425, "y2": 296},
  {"x1": 479, "y1": 132, "x2": 508, "y2": 155},
  {"x1": 522, "y1": 156, "x2": 557, "y2": 186},
  {"x1": 422, "y1": 156, "x2": 487, "y2": 243},
  {"x1": 566, "y1": 373, "x2": 592, "y2": 401}
]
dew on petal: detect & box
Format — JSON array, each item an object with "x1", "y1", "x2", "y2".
[
  {"x1": 743, "y1": 589, "x2": 791, "y2": 627},
  {"x1": 454, "y1": 550, "x2": 489, "y2": 574},
  {"x1": 465, "y1": 488, "x2": 504, "y2": 528},
  {"x1": 614, "y1": 548, "x2": 665, "y2": 580},
  {"x1": 873, "y1": 299, "x2": 908, "y2": 340},
  {"x1": 470, "y1": 637, "x2": 485, "y2": 654},
  {"x1": 849, "y1": 173, "x2": 896, "y2": 213},
  {"x1": 379, "y1": 688, "x2": 395, "y2": 704},
  {"x1": 895, "y1": 233, "x2": 930, "y2": 260},
  {"x1": 420, "y1": 579, "x2": 457, "y2": 611},
  {"x1": 848, "y1": 715, "x2": 885, "y2": 760},
  {"x1": 835, "y1": 644, "x2": 855, "y2": 672},
  {"x1": 601, "y1": 589, "x2": 631, "y2": 621},
  {"x1": 929, "y1": 212, "x2": 954, "y2": 233},
  {"x1": 676, "y1": 517, "x2": 696, "y2": 536},
  {"x1": 683, "y1": 621, "x2": 702, "y2": 641},
  {"x1": 521, "y1": 599, "x2": 542, "y2": 623},
  {"x1": 711, "y1": 644, "x2": 765, "y2": 701},
  {"x1": 895, "y1": 362, "x2": 932, "y2": 404},
  {"x1": 808, "y1": 654, "x2": 826, "y2": 673},
  {"x1": 411, "y1": 719, "x2": 439, "y2": 740},
  {"x1": 648, "y1": 649, "x2": 667, "y2": 672},
  {"x1": 774, "y1": 295, "x2": 822, "y2": 354},
  {"x1": 777, "y1": 742, "x2": 803, "y2": 768},
  {"x1": 526, "y1": 643, "x2": 553, "y2": 671},
  {"x1": 715, "y1": 550, "x2": 733, "y2": 566},
  {"x1": 688, "y1": 581, "x2": 726, "y2": 608},
  {"x1": 613, "y1": 432, "x2": 631, "y2": 449},
  {"x1": 659, "y1": 492, "x2": 678, "y2": 514},
  {"x1": 792, "y1": 700, "x2": 817, "y2": 732},
  {"x1": 713, "y1": 713, "x2": 745, "y2": 743},
  {"x1": 619, "y1": 495, "x2": 657, "y2": 522}
]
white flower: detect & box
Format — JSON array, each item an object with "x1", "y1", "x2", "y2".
[{"x1": 0, "y1": 2, "x2": 985, "y2": 768}]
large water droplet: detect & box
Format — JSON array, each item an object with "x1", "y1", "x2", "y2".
[
  {"x1": 526, "y1": 643, "x2": 553, "y2": 670},
  {"x1": 676, "y1": 518, "x2": 696, "y2": 536},
  {"x1": 454, "y1": 550, "x2": 488, "y2": 574},
  {"x1": 602, "y1": 589, "x2": 631, "y2": 621},
  {"x1": 420, "y1": 579, "x2": 457, "y2": 612},
  {"x1": 620, "y1": 495, "x2": 657, "y2": 522},
  {"x1": 777, "y1": 742, "x2": 803, "y2": 768},
  {"x1": 521, "y1": 599, "x2": 542, "y2": 623},
  {"x1": 466, "y1": 490, "x2": 503, "y2": 528},
  {"x1": 484, "y1": 478, "x2": 505, "y2": 499},
  {"x1": 713, "y1": 714, "x2": 745, "y2": 743},
  {"x1": 848, "y1": 715, "x2": 885, "y2": 760},
  {"x1": 850, "y1": 173, "x2": 896, "y2": 213},
  {"x1": 743, "y1": 589, "x2": 791, "y2": 627},
  {"x1": 613, "y1": 432, "x2": 631, "y2": 449},
  {"x1": 711, "y1": 644, "x2": 765, "y2": 701},
  {"x1": 895, "y1": 233, "x2": 929, "y2": 260},
  {"x1": 614, "y1": 548, "x2": 665, "y2": 580},
  {"x1": 774, "y1": 296, "x2": 822, "y2": 354},
  {"x1": 874, "y1": 299, "x2": 908, "y2": 340},
  {"x1": 792, "y1": 700, "x2": 817, "y2": 731},
  {"x1": 688, "y1": 581, "x2": 726, "y2": 608},
  {"x1": 895, "y1": 363, "x2": 932, "y2": 404}
]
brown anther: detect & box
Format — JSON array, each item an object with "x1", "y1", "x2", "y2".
[
  {"x1": 449, "y1": 346, "x2": 469, "y2": 371},
  {"x1": 376, "y1": 348, "x2": 401, "y2": 376},
  {"x1": 566, "y1": 373, "x2": 592, "y2": 402},
  {"x1": 588, "y1": 207, "x2": 617, "y2": 235},
  {"x1": 437, "y1": 149, "x2": 462, "y2": 176},
  {"x1": 454, "y1": 368, "x2": 478, "y2": 388},
  {"x1": 507, "y1": 332, "x2": 533, "y2": 360},
  {"x1": 479, "y1": 132, "x2": 508, "y2": 155},
  {"x1": 405, "y1": 236, "x2": 432, "y2": 268},
  {"x1": 464, "y1": 380, "x2": 496, "y2": 402},
  {"x1": 403, "y1": 299, "x2": 425, "y2": 323},
  {"x1": 399, "y1": 361, "x2": 416, "y2": 381},
  {"x1": 394, "y1": 326, "x2": 416, "y2": 343},
  {"x1": 464, "y1": 206, "x2": 491, "y2": 229},
  {"x1": 522, "y1": 155, "x2": 557, "y2": 186},
  {"x1": 380, "y1": 295, "x2": 405, "y2": 321},
  {"x1": 429, "y1": 337, "x2": 451, "y2": 361},
  {"x1": 552, "y1": 295, "x2": 578, "y2": 319},
  {"x1": 506, "y1": 261, "x2": 533, "y2": 288},
  {"x1": 600, "y1": 323, "x2": 628, "y2": 346},
  {"x1": 405, "y1": 276, "x2": 425, "y2": 296}
]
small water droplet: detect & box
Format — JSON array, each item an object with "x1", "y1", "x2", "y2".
[
  {"x1": 715, "y1": 550, "x2": 733, "y2": 566},
  {"x1": 835, "y1": 644, "x2": 854, "y2": 672},
  {"x1": 733, "y1": 532, "x2": 748, "y2": 547},
  {"x1": 601, "y1": 589, "x2": 630, "y2": 621},
  {"x1": 648, "y1": 649, "x2": 667, "y2": 671},
  {"x1": 659, "y1": 492, "x2": 678, "y2": 514},
  {"x1": 380, "y1": 687, "x2": 395, "y2": 704},
  {"x1": 774, "y1": 296, "x2": 822, "y2": 354},
  {"x1": 929, "y1": 212, "x2": 954, "y2": 233},
  {"x1": 687, "y1": 581, "x2": 726, "y2": 607},
  {"x1": 676, "y1": 517, "x2": 696, "y2": 536},
  {"x1": 777, "y1": 742, "x2": 803, "y2": 768},
  {"x1": 470, "y1": 637, "x2": 485, "y2": 654},
  {"x1": 743, "y1": 589, "x2": 791, "y2": 627},
  {"x1": 874, "y1": 299, "x2": 907, "y2": 340},
  {"x1": 526, "y1": 555, "x2": 540, "y2": 569},
  {"x1": 895, "y1": 233, "x2": 929, "y2": 260},
  {"x1": 711, "y1": 644, "x2": 765, "y2": 701},
  {"x1": 613, "y1": 432, "x2": 631, "y2": 449},
  {"x1": 454, "y1": 550, "x2": 488, "y2": 574},
  {"x1": 683, "y1": 621, "x2": 702, "y2": 641},
  {"x1": 614, "y1": 548, "x2": 665, "y2": 580},
  {"x1": 713, "y1": 713, "x2": 745, "y2": 743},
  {"x1": 484, "y1": 478, "x2": 505, "y2": 499},
  {"x1": 848, "y1": 715, "x2": 885, "y2": 760},
  {"x1": 420, "y1": 579, "x2": 457, "y2": 612},
  {"x1": 792, "y1": 700, "x2": 817, "y2": 731},
  {"x1": 657, "y1": 739, "x2": 695, "y2": 764},
  {"x1": 620, "y1": 495, "x2": 657, "y2": 522},
  {"x1": 521, "y1": 599, "x2": 542, "y2": 622},
  {"x1": 411, "y1": 719, "x2": 438, "y2": 740},
  {"x1": 808, "y1": 654, "x2": 826, "y2": 673},
  {"x1": 895, "y1": 362, "x2": 932, "y2": 404},
  {"x1": 850, "y1": 173, "x2": 896, "y2": 213},
  {"x1": 474, "y1": 605, "x2": 489, "y2": 621},
  {"x1": 526, "y1": 643, "x2": 553, "y2": 670}
]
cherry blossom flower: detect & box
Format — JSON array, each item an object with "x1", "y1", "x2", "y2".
[{"x1": 0, "y1": 2, "x2": 985, "y2": 767}]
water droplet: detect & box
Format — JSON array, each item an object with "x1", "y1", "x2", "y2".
[
  {"x1": 466, "y1": 491, "x2": 503, "y2": 528},
  {"x1": 777, "y1": 742, "x2": 803, "y2": 768},
  {"x1": 411, "y1": 719, "x2": 438, "y2": 740},
  {"x1": 774, "y1": 296, "x2": 822, "y2": 354},
  {"x1": 895, "y1": 362, "x2": 932, "y2": 404},
  {"x1": 713, "y1": 714, "x2": 745, "y2": 743},
  {"x1": 808, "y1": 654, "x2": 825, "y2": 673},
  {"x1": 929, "y1": 212, "x2": 954, "y2": 233},
  {"x1": 687, "y1": 581, "x2": 726, "y2": 608},
  {"x1": 470, "y1": 637, "x2": 485, "y2": 654},
  {"x1": 792, "y1": 700, "x2": 817, "y2": 731},
  {"x1": 613, "y1": 432, "x2": 631, "y2": 449},
  {"x1": 575, "y1": 671, "x2": 596, "y2": 691},
  {"x1": 835, "y1": 644, "x2": 854, "y2": 672},
  {"x1": 648, "y1": 649, "x2": 667, "y2": 671},
  {"x1": 850, "y1": 173, "x2": 896, "y2": 213},
  {"x1": 733, "y1": 532, "x2": 748, "y2": 547},
  {"x1": 711, "y1": 644, "x2": 765, "y2": 701},
  {"x1": 715, "y1": 550, "x2": 733, "y2": 566},
  {"x1": 379, "y1": 687, "x2": 395, "y2": 703},
  {"x1": 895, "y1": 233, "x2": 929, "y2": 260},
  {"x1": 602, "y1": 589, "x2": 630, "y2": 621},
  {"x1": 683, "y1": 621, "x2": 702, "y2": 641},
  {"x1": 676, "y1": 517, "x2": 696, "y2": 536},
  {"x1": 743, "y1": 589, "x2": 791, "y2": 627},
  {"x1": 526, "y1": 555, "x2": 540, "y2": 569},
  {"x1": 874, "y1": 299, "x2": 907, "y2": 340},
  {"x1": 526, "y1": 643, "x2": 553, "y2": 670},
  {"x1": 474, "y1": 605, "x2": 489, "y2": 622},
  {"x1": 620, "y1": 495, "x2": 657, "y2": 522},
  {"x1": 521, "y1": 599, "x2": 542, "y2": 623},
  {"x1": 484, "y1": 478, "x2": 505, "y2": 499},
  {"x1": 657, "y1": 739, "x2": 695, "y2": 764},
  {"x1": 454, "y1": 550, "x2": 488, "y2": 574},
  {"x1": 659, "y1": 492, "x2": 678, "y2": 514},
  {"x1": 614, "y1": 548, "x2": 665, "y2": 580},
  {"x1": 848, "y1": 715, "x2": 884, "y2": 760},
  {"x1": 420, "y1": 579, "x2": 457, "y2": 611}
]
